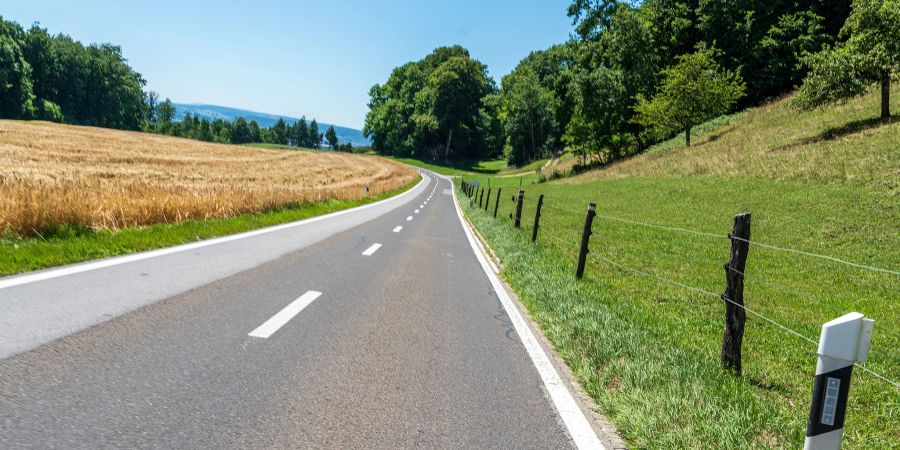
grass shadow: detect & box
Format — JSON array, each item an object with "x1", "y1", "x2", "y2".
[
  {"x1": 418, "y1": 158, "x2": 502, "y2": 174},
  {"x1": 771, "y1": 116, "x2": 899, "y2": 151}
]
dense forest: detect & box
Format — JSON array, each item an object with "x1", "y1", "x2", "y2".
[
  {"x1": 365, "y1": 0, "x2": 897, "y2": 167},
  {"x1": 0, "y1": 17, "x2": 348, "y2": 150}
]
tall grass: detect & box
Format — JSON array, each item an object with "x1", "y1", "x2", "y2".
[
  {"x1": 571, "y1": 86, "x2": 900, "y2": 195},
  {"x1": 0, "y1": 121, "x2": 416, "y2": 237}
]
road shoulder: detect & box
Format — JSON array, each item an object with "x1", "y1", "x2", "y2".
[{"x1": 452, "y1": 175, "x2": 627, "y2": 450}]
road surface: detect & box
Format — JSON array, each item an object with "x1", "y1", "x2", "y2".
[{"x1": 0, "y1": 172, "x2": 604, "y2": 448}]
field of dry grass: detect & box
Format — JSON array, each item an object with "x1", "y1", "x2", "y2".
[{"x1": 0, "y1": 120, "x2": 416, "y2": 237}]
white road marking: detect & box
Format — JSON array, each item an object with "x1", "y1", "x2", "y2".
[
  {"x1": 0, "y1": 176, "x2": 430, "y2": 290},
  {"x1": 362, "y1": 243, "x2": 382, "y2": 256},
  {"x1": 407, "y1": 216, "x2": 413, "y2": 221},
  {"x1": 415, "y1": 209, "x2": 420, "y2": 214},
  {"x1": 393, "y1": 226, "x2": 403, "y2": 233},
  {"x1": 445, "y1": 176, "x2": 605, "y2": 450},
  {"x1": 248, "y1": 290, "x2": 322, "y2": 339}
]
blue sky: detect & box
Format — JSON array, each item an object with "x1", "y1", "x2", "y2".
[{"x1": 4, "y1": 1, "x2": 574, "y2": 129}]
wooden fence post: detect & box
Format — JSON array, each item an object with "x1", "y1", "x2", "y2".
[
  {"x1": 479, "y1": 187, "x2": 485, "y2": 208},
  {"x1": 484, "y1": 188, "x2": 491, "y2": 212},
  {"x1": 721, "y1": 212, "x2": 751, "y2": 374},
  {"x1": 493, "y1": 188, "x2": 502, "y2": 218},
  {"x1": 532, "y1": 194, "x2": 544, "y2": 243},
  {"x1": 514, "y1": 190, "x2": 525, "y2": 228},
  {"x1": 576, "y1": 203, "x2": 596, "y2": 279}
]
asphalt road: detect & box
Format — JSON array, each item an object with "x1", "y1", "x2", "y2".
[{"x1": 0, "y1": 173, "x2": 600, "y2": 448}]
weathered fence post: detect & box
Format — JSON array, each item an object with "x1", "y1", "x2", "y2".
[
  {"x1": 479, "y1": 187, "x2": 485, "y2": 208},
  {"x1": 804, "y1": 312, "x2": 874, "y2": 450},
  {"x1": 365, "y1": 182, "x2": 369, "y2": 198},
  {"x1": 531, "y1": 194, "x2": 544, "y2": 243},
  {"x1": 721, "y1": 212, "x2": 751, "y2": 374},
  {"x1": 493, "y1": 188, "x2": 501, "y2": 218},
  {"x1": 514, "y1": 190, "x2": 525, "y2": 228},
  {"x1": 484, "y1": 188, "x2": 491, "y2": 212},
  {"x1": 576, "y1": 203, "x2": 596, "y2": 279}
]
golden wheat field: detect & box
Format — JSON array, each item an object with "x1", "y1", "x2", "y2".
[{"x1": 0, "y1": 120, "x2": 416, "y2": 237}]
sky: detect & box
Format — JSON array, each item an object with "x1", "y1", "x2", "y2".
[{"x1": 3, "y1": 1, "x2": 574, "y2": 129}]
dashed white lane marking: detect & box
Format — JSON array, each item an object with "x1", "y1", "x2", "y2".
[
  {"x1": 415, "y1": 209, "x2": 420, "y2": 214},
  {"x1": 248, "y1": 290, "x2": 323, "y2": 339},
  {"x1": 420, "y1": 204, "x2": 424, "y2": 208},
  {"x1": 407, "y1": 216, "x2": 413, "y2": 221},
  {"x1": 393, "y1": 226, "x2": 403, "y2": 233},
  {"x1": 362, "y1": 243, "x2": 382, "y2": 256}
]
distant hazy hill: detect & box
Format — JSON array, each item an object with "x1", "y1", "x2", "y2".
[{"x1": 172, "y1": 103, "x2": 370, "y2": 146}]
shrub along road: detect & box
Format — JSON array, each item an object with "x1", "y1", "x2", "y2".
[{"x1": 0, "y1": 172, "x2": 608, "y2": 448}]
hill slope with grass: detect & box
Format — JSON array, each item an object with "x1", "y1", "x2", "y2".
[
  {"x1": 572, "y1": 87, "x2": 899, "y2": 195},
  {"x1": 457, "y1": 87, "x2": 899, "y2": 448}
]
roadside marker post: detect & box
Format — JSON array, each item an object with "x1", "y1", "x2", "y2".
[{"x1": 804, "y1": 312, "x2": 874, "y2": 450}]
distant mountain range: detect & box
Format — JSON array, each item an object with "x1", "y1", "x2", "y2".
[{"x1": 172, "y1": 103, "x2": 370, "y2": 146}]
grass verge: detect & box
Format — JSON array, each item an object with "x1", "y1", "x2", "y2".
[
  {"x1": 458, "y1": 175, "x2": 898, "y2": 448},
  {"x1": 389, "y1": 157, "x2": 507, "y2": 176},
  {"x1": 0, "y1": 176, "x2": 420, "y2": 276}
]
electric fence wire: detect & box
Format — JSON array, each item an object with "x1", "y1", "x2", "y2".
[
  {"x1": 533, "y1": 198, "x2": 899, "y2": 276},
  {"x1": 469, "y1": 194, "x2": 900, "y2": 389},
  {"x1": 587, "y1": 251, "x2": 900, "y2": 389}
]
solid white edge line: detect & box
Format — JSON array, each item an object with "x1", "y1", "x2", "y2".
[
  {"x1": 393, "y1": 226, "x2": 403, "y2": 233},
  {"x1": 248, "y1": 290, "x2": 323, "y2": 338},
  {"x1": 0, "y1": 175, "x2": 429, "y2": 290},
  {"x1": 443, "y1": 173, "x2": 604, "y2": 450},
  {"x1": 361, "y1": 243, "x2": 382, "y2": 256}
]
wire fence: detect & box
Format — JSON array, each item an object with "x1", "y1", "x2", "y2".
[{"x1": 458, "y1": 181, "x2": 900, "y2": 391}]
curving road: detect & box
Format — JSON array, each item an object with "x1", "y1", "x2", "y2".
[{"x1": 0, "y1": 172, "x2": 604, "y2": 448}]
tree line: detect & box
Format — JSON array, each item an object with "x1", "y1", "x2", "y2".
[
  {"x1": 1, "y1": 18, "x2": 146, "y2": 129},
  {"x1": 365, "y1": 0, "x2": 897, "y2": 167},
  {"x1": 145, "y1": 98, "x2": 349, "y2": 150},
  {"x1": 0, "y1": 16, "x2": 350, "y2": 151}
]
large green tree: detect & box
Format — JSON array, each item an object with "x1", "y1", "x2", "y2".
[
  {"x1": 364, "y1": 46, "x2": 499, "y2": 160},
  {"x1": 500, "y1": 67, "x2": 557, "y2": 166},
  {"x1": 795, "y1": 0, "x2": 900, "y2": 118},
  {"x1": 633, "y1": 47, "x2": 745, "y2": 146}
]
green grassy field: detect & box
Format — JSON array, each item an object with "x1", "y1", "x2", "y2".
[
  {"x1": 0, "y1": 177, "x2": 420, "y2": 276},
  {"x1": 456, "y1": 88, "x2": 899, "y2": 448}
]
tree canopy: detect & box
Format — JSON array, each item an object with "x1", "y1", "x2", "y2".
[
  {"x1": 364, "y1": 46, "x2": 500, "y2": 160},
  {"x1": 794, "y1": 0, "x2": 900, "y2": 118},
  {"x1": 0, "y1": 18, "x2": 149, "y2": 129},
  {"x1": 633, "y1": 47, "x2": 746, "y2": 147}
]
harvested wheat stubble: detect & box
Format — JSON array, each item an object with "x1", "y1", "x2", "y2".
[{"x1": 0, "y1": 120, "x2": 416, "y2": 236}]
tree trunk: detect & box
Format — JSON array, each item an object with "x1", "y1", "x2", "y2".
[
  {"x1": 444, "y1": 128, "x2": 453, "y2": 161},
  {"x1": 529, "y1": 113, "x2": 536, "y2": 163},
  {"x1": 882, "y1": 71, "x2": 891, "y2": 119},
  {"x1": 685, "y1": 125, "x2": 692, "y2": 147}
]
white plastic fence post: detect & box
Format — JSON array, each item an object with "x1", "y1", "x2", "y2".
[{"x1": 804, "y1": 312, "x2": 874, "y2": 450}]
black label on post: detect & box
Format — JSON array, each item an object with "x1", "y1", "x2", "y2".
[{"x1": 807, "y1": 365, "x2": 853, "y2": 436}]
